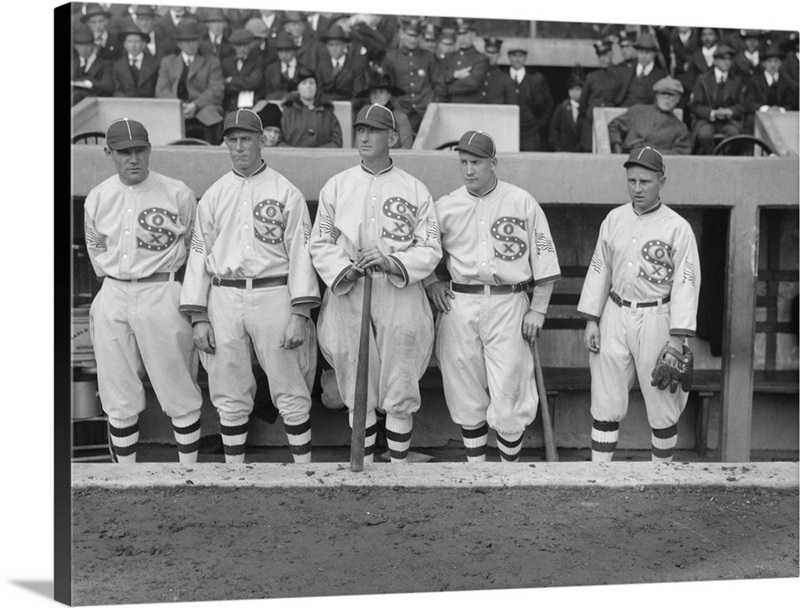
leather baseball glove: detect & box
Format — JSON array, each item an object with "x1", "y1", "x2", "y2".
[{"x1": 650, "y1": 341, "x2": 694, "y2": 393}]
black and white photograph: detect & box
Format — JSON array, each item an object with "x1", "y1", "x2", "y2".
[{"x1": 5, "y1": 0, "x2": 800, "y2": 607}]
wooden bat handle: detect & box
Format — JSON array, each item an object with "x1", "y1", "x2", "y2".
[
  {"x1": 350, "y1": 271, "x2": 373, "y2": 472},
  {"x1": 532, "y1": 341, "x2": 558, "y2": 462}
]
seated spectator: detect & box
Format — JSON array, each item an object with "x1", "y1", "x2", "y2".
[
  {"x1": 746, "y1": 44, "x2": 799, "y2": 116},
  {"x1": 72, "y1": 23, "x2": 114, "y2": 106},
  {"x1": 112, "y1": 23, "x2": 160, "y2": 98},
  {"x1": 354, "y1": 72, "x2": 414, "y2": 149},
  {"x1": 686, "y1": 28, "x2": 720, "y2": 89},
  {"x1": 129, "y1": 6, "x2": 174, "y2": 63},
  {"x1": 154, "y1": 5, "x2": 199, "y2": 50},
  {"x1": 479, "y1": 37, "x2": 516, "y2": 105},
  {"x1": 614, "y1": 30, "x2": 637, "y2": 68},
  {"x1": 436, "y1": 29, "x2": 456, "y2": 62},
  {"x1": 81, "y1": 3, "x2": 122, "y2": 62},
  {"x1": 155, "y1": 20, "x2": 225, "y2": 145},
  {"x1": 779, "y1": 35, "x2": 799, "y2": 97},
  {"x1": 608, "y1": 76, "x2": 691, "y2": 155},
  {"x1": 257, "y1": 103, "x2": 285, "y2": 147},
  {"x1": 318, "y1": 24, "x2": 366, "y2": 102},
  {"x1": 732, "y1": 30, "x2": 765, "y2": 83},
  {"x1": 689, "y1": 44, "x2": 746, "y2": 154},
  {"x1": 282, "y1": 11, "x2": 325, "y2": 74},
  {"x1": 614, "y1": 33, "x2": 668, "y2": 107},
  {"x1": 243, "y1": 17, "x2": 279, "y2": 68},
  {"x1": 198, "y1": 7, "x2": 234, "y2": 62},
  {"x1": 221, "y1": 29, "x2": 266, "y2": 112},
  {"x1": 280, "y1": 67, "x2": 343, "y2": 148},
  {"x1": 264, "y1": 31, "x2": 308, "y2": 100},
  {"x1": 548, "y1": 70, "x2": 584, "y2": 152},
  {"x1": 578, "y1": 40, "x2": 621, "y2": 152}
]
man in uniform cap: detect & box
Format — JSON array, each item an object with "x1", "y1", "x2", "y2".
[
  {"x1": 425, "y1": 129, "x2": 560, "y2": 462},
  {"x1": 732, "y1": 30, "x2": 765, "y2": 83},
  {"x1": 615, "y1": 30, "x2": 637, "y2": 68},
  {"x1": 221, "y1": 29, "x2": 265, "y2": 112},
  {"x1": 578, "y1": 146, "x2": 700, "y2": 463},
  {"x1": 439, "y1": 20, "x2": 490, "y2": 104},
  {"x1": 85, "y1": 118, "x2": 205, "y2": 463},
  {"x1": 180, "y1": 109, "x2": 320, "y2": 463},
  {"x1": 436, "y1": 28, "x2": 456, "y2": 61},
  {"x1": 420, "y1": 22, "x2": 439, "y2": 54},
  {"x1": 156, "y1": 20, "x2": 225, "y2": 144},
  {"x1": 615, "y1": 33, "x2": 668, "y2": 107},
  {"x1": 112, "y1": 22, "x2": 160, "y2": 98},
  {"x1": 72, "y1": 22, "x2": 115, "y2": 105},
  {"x1": 608, "y1": 76, "x2": 691, "y2": 155},
  {"x1": 310, "y1": 104, "x2": 442, "y2": 464},
  {"x1": 479, "y1": 37, "x2": 516, "y2": 105},
  {"x1": 507, "y1": 45, "x2": 554, "y2": 151},
  {"x1": 689, "y1": 44, "x2": 745, "y2": 154}
]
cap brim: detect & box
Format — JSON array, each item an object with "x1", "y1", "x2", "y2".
[
  {"x1": 109, "y1": 139, "x2": 150, "y2": 150},
  {"x1": 353, "y1": 119, "x2": 392, "y2": 130},
  {"x1": 222, "y1": 125, "x2": 262, "y2": 136},
  {"x1": 454, "y1": 144, "x2": 492, "y2": 158},
  {"x1": 624, "y1": 160, "x2": 661, "y2": 172}
]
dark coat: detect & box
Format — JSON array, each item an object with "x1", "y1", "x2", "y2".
[
  {"x1": 511, "y1": 70, "x2": 554, "y2": 151},
  {"x1": 380, "y1": 47, "x2": 445, "y2": 115},
  {"x1": 264, "y1": 61, "x2": 311, "y2": 100},
  {"x1": 439, "y1": 46, "x2": 490, "y2": 103},
  {"x1": 614, "y1": 63, "x2": 668, "y2": 107},
  {"x1": 479, "y1": 65, "x2": 517, "y2": 105},
  {"x1": 72, "y1": 51, "x2": 114, "y2": 105},
  {"x1": 280, "y1": 92, "x2": 342, "y2": 148},
  {"x1": 548, "y1": 98, "x2": 582, "y2": 152},
  {"x1": 607, "y1": 103, "x2": 691, "y2": 155},
  {"x1": 155, "y1": 52, "x2": 225, "y2": 125},
  {"x1": 746, "y1": 70, "x2": 799, "y2": 111},
  {"x1": 112, "y1": 53, "x2": 160, "y2": 98},
  {"x1": 221, "y1": 52, "x2": 267, "y2": 111},
  {"x1": 317, "y1": 53, "x2": 367, "y2": 102}
]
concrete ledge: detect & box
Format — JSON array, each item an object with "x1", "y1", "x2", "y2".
[{"x1": 72, "y1": 462, "x2": 799, "y2": 490}]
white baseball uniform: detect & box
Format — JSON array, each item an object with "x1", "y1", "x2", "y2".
[
  {"x1": 428, "y1": 179, "x2": 561, "y2": 435},
  {"x1": 179, "y1": 161, "x2": 320, "y2": 427},
  {"x1": 309, "y1": 161, "x2": 442, "y2": 421},
  {"x1": 84, "y1": 170, "x2": 203, "y2": 423},
  {"x1": 577, "y1": 200, "x2": 700, "y2": 429}
]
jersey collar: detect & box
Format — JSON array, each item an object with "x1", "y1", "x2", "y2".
[
  {"x1": 632, "y1": 199, "x2": 662, "y2": 216},
  {"x1": 233, "y1": 160, "x2": 267, "y2": 179},
  {"x1": 360, "y1": 159, "x2": 394, "y2": 176},
  {"x1": 466, "y1": 176, "x2": 498, "y2": 198}
]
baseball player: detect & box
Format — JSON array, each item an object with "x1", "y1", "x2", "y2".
[
  {"x1": 577, "y1": 146, "x2": 700, "y2": 462},
  {"x1": 84, "y1": 118, "x2": 203, "y2": 463},
  {"x1": 425, "y1": 130, "x2": 561, "y2": 462},
  {"x1": 309, "y1": 103, "x2": 442, "y2": 464},
  {"x1": 179, "y1": 109, "x2": 320, "y2": 464}
]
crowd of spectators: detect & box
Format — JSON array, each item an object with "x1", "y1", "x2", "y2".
[{"x1": 71, "y1": 4, "x2": 800, "y2": 153}]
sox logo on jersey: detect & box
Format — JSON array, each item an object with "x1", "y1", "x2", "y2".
[
  {"x1": 491, "y1": 216, "x2": 527, "y2": 261},
  {"x1": 382, "y1": 197, "x2": 417, "y2": 242},
  {"x1": 254, "y1": 200, "x2": 286, "y2": 245},
  {"x1": 638, "y1": 239, "x2": 674, "y2": 285},
  {"x1": 138, "y1": 207, "x2": 179, "y2": 251}
]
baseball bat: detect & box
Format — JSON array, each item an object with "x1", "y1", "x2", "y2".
[
  {"x1": 350, "y1": 271, "x2": 373, "y2": 472},
  {"x1": 532, "y1": 341, "x2": 559, "y2": 462}
]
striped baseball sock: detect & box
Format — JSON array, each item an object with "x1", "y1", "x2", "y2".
[
  {"x1": 496, "y1": 430, "x2": 524, "y2": 462},
  {"x1": 363, "y1": 410, "x2": 377, "y2": 464},
  {"x1": 651, "y1": 424, "x2": 678, "y2": 462},
  {"x1": 284, "y1": 417, "x2": 312, "y2": 464},
  {"x1": 220, "y1": 416, "x2": 249, "y2": 463},
  {"x1": 172, "y1": 411, "x2": 201, "y2": 464},
  {"x1": 107, "y1": 415, "x2": 139, "y2": 464},
  {"x1": 591, "y1": 419, "x2": 619, "y2": 462},
  {"x1": 461, "y1": 423, "x2": 489, "y2": 462},
  {"x1": 385, "y1": 415, "x2": 413, "y2": 463}
]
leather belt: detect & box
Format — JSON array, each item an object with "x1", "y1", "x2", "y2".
[
  {"x1": 212, "y1": 275, "x2": 288, "y2": 289},
  {"x1": 450, "y1": 281, "x2": 531, "y2": 295},
  {"x1": 109, "y1": 272, "x2": 179, "y2": 284},
  {"x1": 610, "y1": 290, "x2": 670, "y2": 308}
]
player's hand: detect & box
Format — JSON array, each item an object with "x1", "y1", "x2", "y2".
[
  {"x1": 453, "y1": 67, "x2": 472, "y2": 79},
  {"x1": 279, "y1": 314, "x2": 307, "y2": 350},
  {"x1": 522, "y1": 310, "x2": 545, "y2": 345},
  {"x1": 355, "y1": 246, "x2": 393, "y2": 273},
  {"x1": 193, "y1": 321, "x2": 216, "y2": 354},
  {"x1": 584, "y1": 320, "x2": 600, "y2": 353},
  {"x1": 344, "y1": 264, "x2": 366, "y2": 282},
  {"x1": 425, "y1": 281, "x2": 455, "y2": 313}
]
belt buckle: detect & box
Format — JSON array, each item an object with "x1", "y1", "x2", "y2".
[{"x1": 212, "y1": 276, "x2": 221, "y2": 286}]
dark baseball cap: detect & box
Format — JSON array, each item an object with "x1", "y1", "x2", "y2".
[
  {"x1": 106, "y1": 118, "x2": 150, "y2": 150},
  {"x1": 353, "y1": 104, "x2": 396, "y2": 130},
  {"x1": 222, "y1": 109, "x2": 263, "y2": 136},
  {"x1": 624, "y1": 146, "x2": 665, "y2": 173},
  {"x1": 454, "y1": 130, "x2": 496, "y2": 159}
]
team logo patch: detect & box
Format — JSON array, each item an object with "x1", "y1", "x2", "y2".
[
  {"x1": 491, "y1": 216, "x2": 527, "y2": 261},
  {"x1": 137, "y1": 207, "x2": 179, "y2": 251},
  {"x1": 253, "y1": 199, "x2": 285, "y2": 245},
  {"x1": 382, "y1": 197, "x2": 417, "y2": 242},
  {"x1": 638, "y1": 239, "x2": 674, "y2": 285}
]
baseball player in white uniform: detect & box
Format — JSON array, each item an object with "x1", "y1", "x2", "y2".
[
  {"x1": 577, "y1": 146, "x2": 700, "y2": 462},
  {"x1": 425, "y1": 130, "x2": 561, "y2": 462},
  {"x1": 85, "y1": 118, "x2": 203, "y2": 463},
  {"x1": 309, "y1": 103, "x2": 442, "y2": 464},
  {"x1": 180, "y1": 109, "x2": 320, "y2": 464}
]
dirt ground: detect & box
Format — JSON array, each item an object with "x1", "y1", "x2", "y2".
[{"x1": 70, "y1": 479, "x2": 799, "y2": 606}]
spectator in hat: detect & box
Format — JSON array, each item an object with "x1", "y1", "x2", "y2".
[
  {"x1": 354, "y1": 71, "x2": 414, "y2": 148},
  {"x1": 420, "y1": 23, "x2": 439, "y2": 54},
  {"x1": 282, "y1": 10, "x2": 325, "y2": 75},
  {"x1": 686, "y1": 27, "x2": 721, "y2": 88},
  {"x1": 436, "y1": 28, "x2": 456, "y2": 62},
  {"x1": 131, "y1": 6, "x2": 175, "y2": 63},
  {"x1": 264, "y1": 31, "x2": 309, "y2": 100},
  {"x1": 156, "y1": 20, "x2": 225, "y2": 145},
  {"x1": 199, "y1": 7, "x2": 234, "y2": 62},
  {"x1": 112, "y1": 23, "x2": 160, "y2": 98},
  {"x1": 243, "y1": 17, "x2": 279, "y2": 68},
  {"x1": 81, "y1": 3, "x2": 122, "y2": 62},
  {"x1": 548, "y1": 70, "x2": 584, "y2": 152},
  {"x1": 239, "y1": 9, "x2": 285, "y2": 43},
  {"x1": 348, "y1": 14, "x2": 391, "y2": 68},
  {"x1": 439, "y1": 20, "x2": 490, "y2": 103},
  {"x1": 745, "y1": 44, "x2": 798, "y2": 120},
  {"x1": 381, "y1": 19, "x2": 445, "y2": 134},
  {"x1": 305, "y1": 11, "x2": 332, "y2": 40},
  {"x1": 507, "y1": 46, "x2": 554, "y2": 151},
  {"x1": 317, "y1": 24, "x2": 367, "y2": 102},
  {"x1": 615, "y1": 33, "x2": 668, "y2": 107},
  {"x1": 732, "y1": 30, "x2": 765, "y2": 84},
  {"x1": 257, "y1": 103, "x2": 284, "y2": 147},
  {"x1": 614, "y1": 31, "x2": 637, "y2": 68},
  {"x1": 221, "y1": 29, "x2": 266, "y2": 113},
  {"x1": 280, "y1": 67, "x2": 343, "y2": 148},
  {"x1": 668, "y1": 26, "x2": 699, "y2": 88},
  {"x1": 72, "y1": 23, "x2": 114, "y2": 105},
  {"x1": 608, "y1": 76, "x2": 691, "y2": 155},
  {"x1": 779, "y1": 35, "x2": 799, "y2": 95},
  {"x1": 689, "y1": 44, "x2": 746, "y2": 154},
  {"x1": 154, "y1": 6, "x2": 198, "y2": 50},
  {"x1": 578, "y1": 40, "x2": 622, "y2": 152},
  {"x1": 479, "y1": 37, "x2": 516, "y2": 105}
]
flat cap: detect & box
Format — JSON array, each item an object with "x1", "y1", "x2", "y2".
[
  {"x1": 653, "y1": 76, "x2": 684, "y2": 94},
  {"x1": 713, "y1": 44, "x2": 736, "y2": 58}
]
